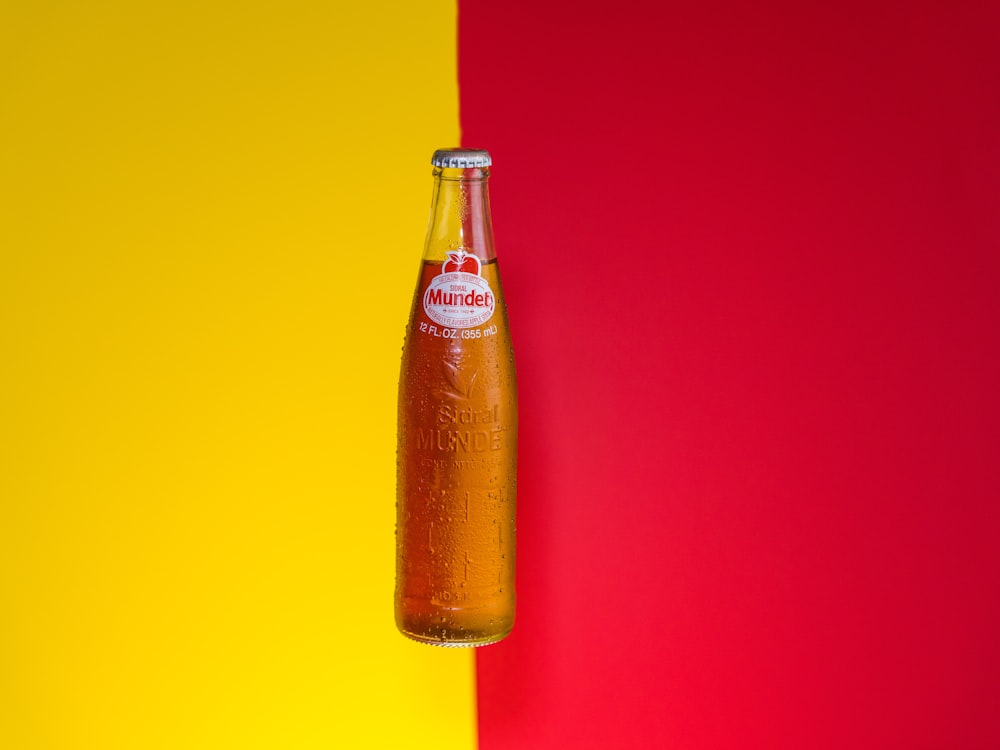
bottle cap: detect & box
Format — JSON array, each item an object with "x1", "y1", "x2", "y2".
[{"x1": 431, "y1": 148, "x2": 492, "y2": 168}]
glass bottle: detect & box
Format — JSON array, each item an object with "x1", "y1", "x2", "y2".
[{"x1": 395, "y1": 148, "x2": 517, "y2": 647}]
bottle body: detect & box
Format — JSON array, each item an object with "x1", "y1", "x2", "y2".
[{"x1": 396, "y1": 152, "x2": 517, "y2": 647}]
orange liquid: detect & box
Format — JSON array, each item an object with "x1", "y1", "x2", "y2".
[{"x1": 395, "y1": 259, "x2": 517, "y2": 646}]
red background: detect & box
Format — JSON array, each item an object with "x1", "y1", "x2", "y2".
[{"x1": 461, "y1": 1, "x2": 1000, "y2": 747}]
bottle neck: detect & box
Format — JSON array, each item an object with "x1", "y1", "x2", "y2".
[{"x1": 423, "y1": 167, "x2": 496, "y2": 262}]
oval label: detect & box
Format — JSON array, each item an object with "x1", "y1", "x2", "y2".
[{"x1": 422, "y1": 251, "x2": 496, "y2": 329}]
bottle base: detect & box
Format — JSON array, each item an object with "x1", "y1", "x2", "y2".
[
  {"x1": 399, "y1": 627, "x2": 511, "y2": 648},
  {"x1": 395, "y1": 604, "x2": 514, "y2": 648}
]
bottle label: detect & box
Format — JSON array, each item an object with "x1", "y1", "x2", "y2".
[{"x1": 422, "y1": 251, "x2": 496, "y2": 329}]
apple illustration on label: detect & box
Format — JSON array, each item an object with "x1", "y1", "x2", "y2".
[{"x1": 443, "y1": 251, "x2": 481, "y2": 275}]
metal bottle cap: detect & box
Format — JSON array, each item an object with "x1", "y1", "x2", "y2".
[{"x1": 431, "y1": 148, "x2": 492, "y2": 168}]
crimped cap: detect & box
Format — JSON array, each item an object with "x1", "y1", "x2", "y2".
[{"x1": 431, "y1": 148, "x2": 492, "y2": 168}]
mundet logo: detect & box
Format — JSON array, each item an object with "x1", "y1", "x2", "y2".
[{"x1": 423, "y1": 251, "x2": 496, "y2": 329}]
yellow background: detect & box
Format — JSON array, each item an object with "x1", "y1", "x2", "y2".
[{"x1": 0, "y1": 2, "x2": 475, "y2": 747}]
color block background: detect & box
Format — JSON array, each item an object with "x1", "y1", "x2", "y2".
[
  {"x1": 464, "y1": 1, "x2": 1000, "y2": 748},
  {"x1": 1, "y1": 2, "x2": 475, "y2": 748},
  {"x1": 3, "y1": 1, "x2": 1000, "y2": 748}
]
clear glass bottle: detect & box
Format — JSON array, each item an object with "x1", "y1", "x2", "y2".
[{"x1": 395, "y1": 148, "x2": 517, "y2": 647}]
